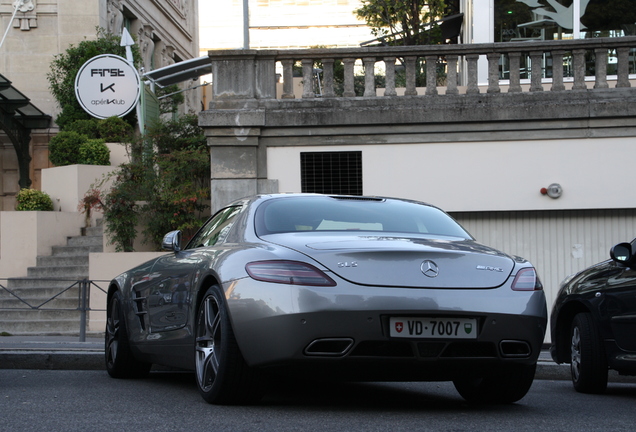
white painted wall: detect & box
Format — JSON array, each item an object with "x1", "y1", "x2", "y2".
[
  {"x1": 267, "y1": 136, "x2": 636, "y2": 212},
  {"x1": 0, "y1": 211, "x2": 84, "y2": 277}
]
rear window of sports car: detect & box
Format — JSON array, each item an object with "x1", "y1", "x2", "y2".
[{"x1": 255, "y1": 196, "x2": 471, "y2": 238}]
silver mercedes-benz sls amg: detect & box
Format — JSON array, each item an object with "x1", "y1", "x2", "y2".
[{"x1": 105, "y1": 194, "x2": 547, "y2": 404}]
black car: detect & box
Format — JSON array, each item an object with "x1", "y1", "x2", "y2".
[{"x1": 550, "y1": 239, "x2": 636, "y2": 393}]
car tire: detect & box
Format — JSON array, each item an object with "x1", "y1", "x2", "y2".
[
  {"x1": 195, "y1": 285, "x2": 264, "y2": 405},
  {"x1": 570, "y1": 312, "x2": 608, "y2": 394},
  {"x1": 453, "y1": 363, "x2": 536, "y2": 404},
  {"x1": 105, "y1": 290, "x2": 151, "y2": 378}
]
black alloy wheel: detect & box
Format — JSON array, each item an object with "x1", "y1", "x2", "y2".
[
  {"x1": 570, "y1": 312, "x2": 608, "y2": 393},
  {"x1": 194, "y1": 285, "x2": 264, "y2": 404},
  {"x1": 105, "y1": 290, "x2": 151, "y2": 378}
]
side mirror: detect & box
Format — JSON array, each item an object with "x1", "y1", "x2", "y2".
[
  {"x1": 610, "y1": 242, "x2": 633, "y2": 265},
  {"x1": 162, "y1": 230, "x2": 182, "y2": 252}
]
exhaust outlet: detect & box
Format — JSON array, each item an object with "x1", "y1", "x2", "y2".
[
  {"x1": 304, "y1": 338, "x2": 354, "y2": 357},
  {"x1": 499, "y1": 340, "x2": 532, "y2": 358}
]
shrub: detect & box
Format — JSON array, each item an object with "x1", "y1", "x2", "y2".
[
  {"x1": 79, "y1": 139, "x2": 110, "y2": 165},
  {"x1": 98, "y1": 116, "x2": 134, "y2": 142},
  {"x1": 48, "y1": 131, "x2": 87, "y2": 166},
  {"x1": 16, "y1": 189, "x2": 54, "y2": 211},
  {"x1": 66, "y1": 119, "x2": 100, "y2": 139}
]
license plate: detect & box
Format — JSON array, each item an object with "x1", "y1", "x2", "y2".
[{"x1": 389, "y1": 317, "x2": 478, "y2": 339}]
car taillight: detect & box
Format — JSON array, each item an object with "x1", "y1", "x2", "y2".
[
  {"x1": 246, "y1": 261, "x2": 337, "y2": 287},
  {"x1": 511, "y1": 268, "x2": 543, "y2": 291}
]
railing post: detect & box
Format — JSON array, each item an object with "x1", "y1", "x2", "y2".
[
  {"x1": 551, "y1": 50, "x2": 566, "y2": 91},
  {"x1": 594, "y1": 48, "x2": 609, "y2": 89},
  {"x1": 363, "y1": 57, "x2": 377, "y2": 97},
  {"x1": 529, "y1": 51, "x2": 544, "y2": 92},
  {"x1": 466, "y1": 54, "x2": 480, "y2": 94},
  {"x1": 404, "y1": 56, "x2": 418, "y2": 96},
  {"x1": 281, "y1": 58, "x2": 295, "y2": 99},
  {"x1": 425, "y1": 55, "x2": 438, "y2": 95},
  {"x1": 302, "y1": 58, "x2": 315, "y2": 98},
  {"x1": 572, "y1": 49, "x2": 587, "y2": 90},
  {"x1": 322, "y1": 58, "x2": 335, "y2": 97},
  {"x1": 445, "y1": 54, "x2": 459, "y2": 95},
  {"x1": 487, "y1": 52, "x2": 501, "y2": 93},
  {"x1": 616, "y1": 47, "x2": 631, "y2": 88},
  {"x1": 79, "y1": 279, "x2": 89, "y2": 342},
  {"x1": 383, "y1": 57, "x2": 397, "y2": 96},
  {"x1": 343, "y1": 57, "x2": 356, "y2": 97},
  {"x1": 507, "y1": 52, "x2": 522, "y2": 93}
]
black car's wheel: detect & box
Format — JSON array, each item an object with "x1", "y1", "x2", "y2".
[
  {"x1": 105, "y1": 291, "x2": 151, "y2": 378},
  {"x1": 570, "y1": 312, "x2": 608, "y2": 393},
  {"x1": 195, "y1": 285, "x2": 264, "y2": 405},
  {"x1": 453, "y1": 363, "x2": 536, "y2": 404}
]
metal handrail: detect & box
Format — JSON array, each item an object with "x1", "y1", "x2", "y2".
[{"x1": 0, "y1": 278, "x2": 109, "y2": 342}]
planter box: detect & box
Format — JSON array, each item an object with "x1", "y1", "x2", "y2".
[
  {"x1": 41, "y1": 164, "x2": 117, "y2": 219},
  {"x1": 0, "y1": 211, "x2": 84, "y2": 277}
]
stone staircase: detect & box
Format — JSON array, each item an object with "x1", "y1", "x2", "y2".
[{"x1": 0, "y1": 222, "x2": 104, "y2": 336}]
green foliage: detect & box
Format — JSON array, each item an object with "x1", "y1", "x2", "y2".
[
  {"x1": 98, "y1": 116, "x2": 134, "y2": 142},
  {"x1": 355, "y1": 0, "x2": 447, "y2": 45},
  {"x1": 47, "y1": 27, "x2": 141, "y2": 128},
  {"x1": 156, "y1": 84, "x2": 185, "y2": 115},
  {"x1": 141, "y1": 148, "x2": 211, "y2": 246},
  {"x1": 48, "y1": 132, "x2": 111, "y2": 166},
  {"x1": 101, "y1": 163, "x2": 146, "y2": 252},
  {"x1": 48, "y1": 131, "x2": 87, "y2": 166},
  {"x1": 67, "y1": 119, "x2": 101, "y2": 139},
  {"x1": 16, "y1": 189, "x2": 54, "y2": 211},
  {"x1": 145, "y1": 114, "x2": 206, "y2": 154},
  {"x1": 93, "y1": 115, "x2": 209, "y2": 251},
  {"x1": 79, "y1": 139, "x2": 110, "y2": 165}
]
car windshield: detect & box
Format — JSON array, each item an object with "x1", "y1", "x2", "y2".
[{"x1": 255, "y1": 196, "x2": 472, "y2": 238}]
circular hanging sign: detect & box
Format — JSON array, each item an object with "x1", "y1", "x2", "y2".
[{"x1": 74, "y1": 54, "x2": 140, "y2": 119}]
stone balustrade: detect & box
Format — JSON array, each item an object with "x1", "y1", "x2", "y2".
[{"x1": 208, "y1": 36, "x2": 636, "y2": 101}]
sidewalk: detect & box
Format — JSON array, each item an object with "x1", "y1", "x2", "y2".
[
  {"x1": 0, "y1": 335, "x2": 104, "y2": 371},
  {"x1": 0, "y1": 335, "x2": 574, "y2": 379}
]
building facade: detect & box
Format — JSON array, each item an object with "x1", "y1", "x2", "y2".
[{"x1": 0, "y1": 0, "x2": 199, "y2": 209}]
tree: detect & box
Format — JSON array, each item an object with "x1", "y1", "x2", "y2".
[{"x1": 355, "y1": 0, "x2": 448, "y2": 46}]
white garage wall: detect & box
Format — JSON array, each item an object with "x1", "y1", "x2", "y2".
[
  {"x1": 267, "y1": 137, "x2": 636, "y2": 213},
  {"x1": 453, "y1": 210, "x2": 636, "y2": 311}
]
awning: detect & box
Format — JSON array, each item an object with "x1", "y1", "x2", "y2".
[
  {"x1": 0, "y1": 73, "x2": 51, "y2": 189},
  {"x1": 142, "y1": 56, "x2": 212, "y2": 88}
]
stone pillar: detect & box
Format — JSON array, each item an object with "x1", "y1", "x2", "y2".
[
  {"x1": 383, "y1": 57, "x2": 397, "y2": 97},
  {"x1": 550, "y1": 51, "x2": 565, "y2": 92},
  {"x1": 363, "y1": 57, "x2": 376, "y2": 97},
  {"x1": 593, "y1": 48, "x2": 609, "y2": 89},
  {"x1": 465, "y1": 54, "x2": 480, "y2": 95},
  {"x1": 445, "y1": 55, "x2": 459, "y2": 95},
  {"x1": 206, "y1": 126, "x2": 260, "y2": 214},
  {"x1": 425, "y1": 55, "x2": 438, "y2": 96},
  {"x1": 529, "y1": 51, "x2": 543, "y2": 92},
  {"x1": 486, "y1": 52, "x2": 500, "y2": 94},
  {"x1": 404, "y1": 56, "x2": 418, "y2": 96},
  {"x1": 210, "y1": 50, "x2": 277, "y2": 100},
  {"x1": 507, "y1": 52, "x2": 522, "y2": 93},
  {"x1": 572, "y1": 49, "x2": 587, "y2": 91},
  {"x1": 616, "y1": 47, "x2": 631, "y2": 88}
]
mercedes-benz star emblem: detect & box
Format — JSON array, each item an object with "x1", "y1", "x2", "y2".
[{"x1": 421, "y1": 260, "x2": 439, "y2": 278}]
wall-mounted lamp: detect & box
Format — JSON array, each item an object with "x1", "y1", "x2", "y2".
[{"x1": 540, "y1": 183, "x2": 563, "y2": 199}]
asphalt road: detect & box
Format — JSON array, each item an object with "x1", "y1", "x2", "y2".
[{"x1": 2, "y1": 369, "x2": 635, "y2": 432}]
